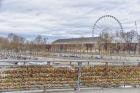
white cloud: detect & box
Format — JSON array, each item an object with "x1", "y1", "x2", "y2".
[{"x1": 0, "y1": 0, "x2": 140, "y2": 42}]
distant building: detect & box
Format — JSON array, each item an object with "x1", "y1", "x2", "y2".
[
  {"x1": 47, "y1": 37, "x2": 140, "y2": 54},
  {"x1": 52, "y1": 37, "x2": 104, "y2": 44}
]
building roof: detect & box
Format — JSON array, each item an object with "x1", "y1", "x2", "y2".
[{"x1": 52, "y1": 37, "x2": 103, "y2": 44}]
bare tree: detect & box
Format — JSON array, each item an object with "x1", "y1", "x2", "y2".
[
  {"x1": 0, "y1": 37, "x2": 9, "y2": 49},
  {"x1": 99, "y1": 32, "x2": 113, "y2": 54},
  {"x1": 34, "y1": 35, "x2": 47, "y2": 44},
  {"x1": 8, "y1": 33, "x2": 25, "y2": 51},
  {"x1": 125, "y1": 30, "x2": 138, "y2": 43},
  {"x1": 137, "y1": 35, "x2": 140, "y2": 54},
  {"x1": 8, "y1": 33, "x2": 25, "y2": 44},
  {"x1": 121, "y1": 30, "x2": 138, "y2": 54}
]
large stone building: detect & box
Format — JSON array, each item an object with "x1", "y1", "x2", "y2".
[
  {"x1": 52, "y1": 37, "x2": 104, "y2": 44},
  {"x1": 45, "y1": 37, "x2": 140, "y2": 54},
  {"x1": 50, "y1": 37, "x2": 108, "y2": 53}
]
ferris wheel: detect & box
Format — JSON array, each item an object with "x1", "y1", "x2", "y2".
[{"x1": 92, "y1": 15, "x2": 123, "y2": 40}]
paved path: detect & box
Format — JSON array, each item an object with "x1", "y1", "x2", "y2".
[{"x1": 2, "y1": 88, "x2": 140, "y2": 93}]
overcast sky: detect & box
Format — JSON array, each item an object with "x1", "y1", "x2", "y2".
[{"x1": 0, "y1": 0, "x2": 140, "y2": 42}]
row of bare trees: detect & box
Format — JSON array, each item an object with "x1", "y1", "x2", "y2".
[
  {"x1": 0, "y1": 30, "x2": 140, "y2": 55},
  {"x1": 0, "y1": 33, "x2": 48, "y2": 52},
  {"x1": 98, "y1": 30, "x2": 140, "y2": 55},
  {"x1": 100, "y1": 30, "x2": 140, "y2": 43}
]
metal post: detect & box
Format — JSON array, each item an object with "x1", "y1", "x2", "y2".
[
  {"x1": 123, "y1": 62, "x2": 125, "y2": 87},
  {"x1": 70, "y1": 61, "x2": 72, "y2": 65},
  {"x1": 23, "y1": 62, "x2": 26, "y2": 65},
  {"x1": 43, "y1": 86, "x2": 46, "y2": 93},
  {"x1": 47, "y1": 61, "x2": 51, "y2": 65},
  {"x1": 88, "y1": 61, "x2": 90, "y2": 65},
  {"x1": 76, "y1": 62, "x2": 82, "y2": 91}
]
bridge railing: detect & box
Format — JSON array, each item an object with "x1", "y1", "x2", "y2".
[{"x1": 0, "y1": 60, "x2": 140, "y2": 92}]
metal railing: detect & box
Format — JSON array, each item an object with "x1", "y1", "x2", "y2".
[{"x1": 0, "y1": 60, "x2": 140, "y2": 92}]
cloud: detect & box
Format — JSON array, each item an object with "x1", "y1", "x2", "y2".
[{"x1": 0, "y1": 0, "x2": 140, "y2": 42}]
